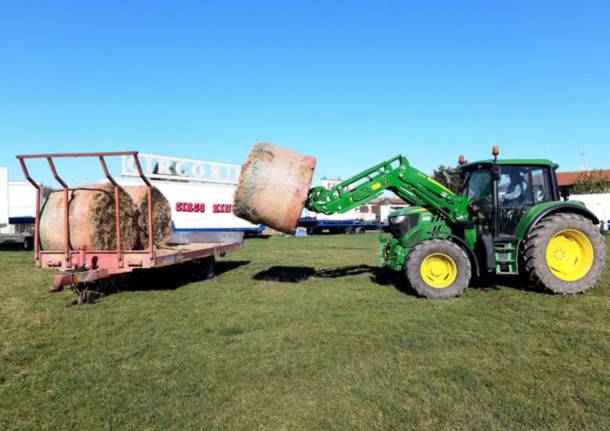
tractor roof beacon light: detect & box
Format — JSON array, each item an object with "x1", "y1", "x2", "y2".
[
  {"x1": 492, "y1": 146, "x2": 500, "y2": 162},
  {"x1": 458, "y1": 155, "x2": 466, "y2": 166}
]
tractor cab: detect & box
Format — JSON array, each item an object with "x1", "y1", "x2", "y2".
[{"x1": 460, "y1": 155, "x2": 560, "y2": 238}]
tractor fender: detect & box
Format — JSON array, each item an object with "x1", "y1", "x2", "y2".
[{"x1": 521, "y1": 202, "x2": 599, "y2": 239}]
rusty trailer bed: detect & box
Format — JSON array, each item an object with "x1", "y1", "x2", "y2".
[{"x1": 48, "y1": 241, "x2": 242, "y2": 291}]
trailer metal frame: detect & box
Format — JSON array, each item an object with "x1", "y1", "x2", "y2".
[{"x1": 16, "y1": 151, "x2": 242, "y2": 296}]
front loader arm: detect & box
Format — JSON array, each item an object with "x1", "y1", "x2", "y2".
[{"x1": 305, "y1": 155, "x2": 470, "y2": 224}]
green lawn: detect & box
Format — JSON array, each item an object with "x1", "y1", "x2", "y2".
[{"x1": 1, "y1": 233, "x2": 609, "y2": 430}]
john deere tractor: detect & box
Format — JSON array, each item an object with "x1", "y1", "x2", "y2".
[{"x1": 306, "y1": 147, "x2": 607, "y2": 298}]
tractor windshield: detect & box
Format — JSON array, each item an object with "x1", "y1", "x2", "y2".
[{"x1": 462, "y1": 168, "x2": 493, "y2": 208}]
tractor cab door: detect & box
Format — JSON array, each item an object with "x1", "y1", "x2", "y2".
[{"x1": 497, "y1": 166, "x2": 553, "y2": 236}]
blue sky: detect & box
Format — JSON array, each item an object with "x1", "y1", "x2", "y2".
[{"x1": 1, "y1": 0, "x2": 609, "y2": 185}]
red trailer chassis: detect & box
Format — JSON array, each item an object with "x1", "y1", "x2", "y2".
[{"x1": 16, "y1": 151, "x2": 242, "y2": 299}]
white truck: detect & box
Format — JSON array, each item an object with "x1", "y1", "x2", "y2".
[
  {"x1": 0, "y1": 167, "x2": 37, "y2": 249},
  {"x1": 570, "y1": 193, "x2": 610, "y2": 233}
]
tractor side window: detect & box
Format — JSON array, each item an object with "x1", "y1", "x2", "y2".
[
  {"x1": 499, "y1": 166, "x2": 531, "y2": 206},
  {"x1": 531, "y1": 168, "x2": 551, "y2": 203}
]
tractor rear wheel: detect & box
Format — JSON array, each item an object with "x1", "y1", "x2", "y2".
[
  {"x1": 524, "y1": 213, "x2": 607, "y2": 294},
  {"x1": 405, "y1": 239, "x2": 472, "y2": 299}
]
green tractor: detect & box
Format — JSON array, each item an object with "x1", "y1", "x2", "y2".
[{"x1": 306, "y1": 147, "x2": 607, "y2": 298}]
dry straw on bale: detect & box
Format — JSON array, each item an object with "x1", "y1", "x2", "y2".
[
  {"x1": 40, "y1": 184, "x2": 138, "y2": 251},
  {"x1": 123, "y1": 185, "x2": 172, "y2": 249}
]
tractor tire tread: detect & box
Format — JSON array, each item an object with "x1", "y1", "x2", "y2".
[
  {"x1": 523, "y1": 213, "x2": 607, "y2": 294},
  {"x1": 405, "y1": 239, "x2": 471, "y2": 299}
]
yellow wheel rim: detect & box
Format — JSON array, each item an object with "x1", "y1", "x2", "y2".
[
  {"x1": 545, "y1": 229, "x2": 593, "y2": 281},
  {"x1": 420, "y1": 253, "x2": 458, "y2": 288}
]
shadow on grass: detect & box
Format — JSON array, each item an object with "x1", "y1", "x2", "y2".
[
  {"x1": 73, "y1": 259, "x2": 251, "y2": 303},
  {"x1": 216, "y1": 260, "x2": 251, "y2": 276},
  {"x1": 129, "y1": 259, "x2": 251, "y2": 292},
  {"x1": 469, "y1": 273, "x2": 544, "y2": 294},
  {"x1": 252, "y1": 265, "x2": 558, "y2": 297},
  {"x1": 252, "y1": 264, "x2": 396, "y2": 287},
  {"x1": 252, "y1": 266, "x2": 316, "y2": 282},
  {"x1": 244, "y1": 233, "x2": 271, "y2": 239},
  {"x1": 0, "y1": 243, "x2": 30, "y2": 251}
]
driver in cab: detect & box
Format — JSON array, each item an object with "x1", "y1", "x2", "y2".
[{"x1": 502, "y1": 171, "x2": 528, "y2": 206}]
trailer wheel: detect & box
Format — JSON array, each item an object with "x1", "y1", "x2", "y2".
[
  {"x1": 197, "y1": 256, "x2": 215, "y2": 279},
  {"x1": 524, "y1": 213, "x2": 607, "y2": 294},
  {"x1": 404, "y1": 239, "x2": 471, "y2": 299}
]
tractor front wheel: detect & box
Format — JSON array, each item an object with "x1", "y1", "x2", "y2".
[
  {"x1": 524, "y1": 213, "x2": 607, "y2": 294},
  {"x1": 405, "y1": 239, "x2": 472, "y2": 299}
]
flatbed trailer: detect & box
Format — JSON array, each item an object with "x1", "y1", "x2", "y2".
[{"x1": 16, "y1": 151, "x2": 242, "y2": 302}]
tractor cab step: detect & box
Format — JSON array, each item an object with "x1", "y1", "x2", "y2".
[{"x1": 494, "y1": 240, "x2": 519, "y2": 275}]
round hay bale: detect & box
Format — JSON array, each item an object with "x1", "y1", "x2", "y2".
[
  {"x1": 40, "y1": 184, "x2": 138, "y2": 251},
  {"x1": 123, "y1": 185, "x2": 173, "y2": 249},
  {"x1": 233, "y1": 142, "x2": 316, "y2": 234}
]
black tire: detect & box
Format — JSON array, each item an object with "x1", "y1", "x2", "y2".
[
  {"x1": 523, "y1": 213, "x2": 607, "y2": 294},
  {"x1": 198, "y1": 256, "x2": 215, "y2": 279},
  {"x1": 23, "y1": 236, "x2": 33, "y2": 250},
  {"x1": 405, "y1": 239, "x2": 472, "y2": 299}
]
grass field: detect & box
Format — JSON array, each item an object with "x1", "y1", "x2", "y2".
[{"x1": 1, "y1": 233, "x2": 609, "y2": 430}]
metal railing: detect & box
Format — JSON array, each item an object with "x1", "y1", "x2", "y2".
[{"x1": 16, "y1": 151, "x2": 154, "y2": 266}]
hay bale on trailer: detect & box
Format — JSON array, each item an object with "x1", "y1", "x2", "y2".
[
  {"x1": 123, "y1": 185, "x2": 173, "y2": 249},
  {"x1": 40, "y1": 184, "x2": 139, "y2": 251}
]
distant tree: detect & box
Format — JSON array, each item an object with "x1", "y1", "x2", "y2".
[
  {"x1": 432, "y1": 165, "x2": 463, "y2": 194},
  {"x1": 571, "y1": 170, "x2": 610, "y2": 194}
]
